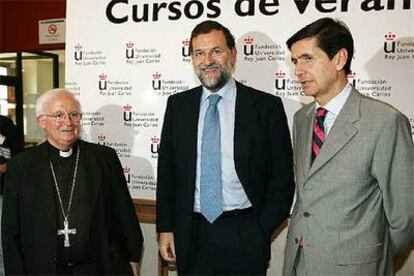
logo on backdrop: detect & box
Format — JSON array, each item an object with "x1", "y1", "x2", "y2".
[
  {"x1": 122, "y1": 104, "x2": 159, "y2": 128},
  {"x1": 152, "y1": 72, "x2": 161, "y2": 90},
  {"x1": 182, "y1": 38, "x2": 191, "y2": 63},
  {"x1": 383, "y1": 32, "x2": 414, "y2": 61},
  {"x1": 73, "y1": 43, "x2": 107, "y2": 66},
  {"x1": 273, "y1": 70, "x2": 303, "y2": 97},
  {"x1": 347, "y1": 71, "x2": 391, "y2": 98},
  {"x1": 96, "y1": 134, "x2": 131, "y2": 158},
  {"x1": 65, "y1": 81, "x2": 81, "y2": 96},
  {"x1": 98, "y1": 73, "x2": 133, "y2": 96},
  {"x1": 150, "y1": 135, "x2": 159, "y2": 159},
  {"x1": 123, "y1": 166, "x2": 131, "y2": 183},
  {"x1": 151, "y1": 71, "x2": 189, "y2": 96},
  {"x1": 97, "y1": 134, "x2": 107, "y2": 146},
  {"x1": 82, "y1": 111, "x2": 105, "y2": 127},
  {"x1": 242, "y1": 36, "x2": 286, "y2": 63},
  {"x1": 125, "y1": 41, "x2": 162, "y2": 65},
  {"x1": 122, "y1": 165, "x2": 156, "y2": 192},
  {"x1": 123, "y1": 104, "x2": 133, "y2": 122}
]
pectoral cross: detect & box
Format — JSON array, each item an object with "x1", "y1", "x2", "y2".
[{"x1": 57, "y1": 219, "x2": 77, "y2": 247}]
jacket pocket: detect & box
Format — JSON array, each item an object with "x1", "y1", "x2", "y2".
[{"x1": 335, "y1": 243, "x2": 384, "y2": 265}]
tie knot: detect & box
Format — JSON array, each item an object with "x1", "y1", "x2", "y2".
[
  {"x1": 316, "y1": 107, "x2": 328, "y2": 118},
  {"x1": 208, "y1": 94, "x2": 221, "y2": 106}
]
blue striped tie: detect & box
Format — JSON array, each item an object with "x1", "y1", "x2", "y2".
[{"x1": 200, "y1": 94, "x2": 223, "y2": 223}]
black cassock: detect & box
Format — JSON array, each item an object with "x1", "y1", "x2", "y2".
[
  {"x1": 49, "y1": 142, "x2": 95, "y2": 274},
  {"x1": 2, "y1": 140, "x2": 143, "y2": 275}
]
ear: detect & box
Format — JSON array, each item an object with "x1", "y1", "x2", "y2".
[
  {"x1": 335, "y1": 48, "x2": 348, "y2": 71},
  {"x1": 36, "y1": 116, "x2": 47, "y2": 130},
  {"x1": 230, "y1": 47, "x2": 237, "y2": 64}
]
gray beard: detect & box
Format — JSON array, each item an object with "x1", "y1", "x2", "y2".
[{"x1": 198, "y1": 69, "x2": 231, "y2": 92}]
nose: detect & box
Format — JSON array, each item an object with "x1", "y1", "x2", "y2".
[
  {"x1": 294, "y1": 64, "x2": 306, "y2": 78},
  {"x1": 63, "y1": 113, "x2": 74, "y2": 125},
  {"x1": 202, "y1": 52, "x2": 214, "y2": 65}
]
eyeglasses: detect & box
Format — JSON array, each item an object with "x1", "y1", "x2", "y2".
[
  {"x1": 41, "y1": 111, "x2": 82, "y2": 124},
  {"x1": 193, "y1": 48, "x2": 225, "y2": 60}
]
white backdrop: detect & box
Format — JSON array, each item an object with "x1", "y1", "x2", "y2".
[{"x1": 65, "y1": 0, "x2": 414, "y2": 200}]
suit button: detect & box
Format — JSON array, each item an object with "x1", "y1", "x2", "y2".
[
  {"x1": 294, "y1": 238, "x2": 299, "y2": 244},
  {"x1": 67, "y1": 262, "x2": 73, "y2": 267},
  {"x1": 303, "y1": 211, "x2": 310, "y2": 217}
]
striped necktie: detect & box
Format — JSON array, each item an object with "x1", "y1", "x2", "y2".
[{"x1": 311, "y1": 107, "x2": 328, "y2": 163}]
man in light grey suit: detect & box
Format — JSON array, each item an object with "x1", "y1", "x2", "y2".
[{"x1": 283, "y1": 17, "x2": 413, "y2": 275}]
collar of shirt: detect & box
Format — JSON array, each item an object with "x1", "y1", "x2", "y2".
[
  {"x1": 315, "y1": 83, "x2": 352, "y2": 134},
  {"x1": 201, "y1": 77, "x2": 236, "y2": 105}
]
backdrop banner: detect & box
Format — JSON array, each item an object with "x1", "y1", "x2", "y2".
[{"x1": 66, "y1": 0, "x2": 414, "y2": 200}]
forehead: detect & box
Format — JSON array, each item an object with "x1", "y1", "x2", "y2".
[
  {"x1": 47, "y1": 93, "x2": 78, "y2": 112},
  {"x1": 192, "y1": 30, "x2": 228, "y2": 50},
  {"x1": 291, "y1": 37, "x2": 322, "y2": 57}
]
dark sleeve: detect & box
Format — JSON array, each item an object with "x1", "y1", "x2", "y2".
[
  {"x1": 2, "y1": 116, "x2": 23, "y2": 156},
  {"x1": 2, "y1": 158, "x2": 25, "y2": 274},
  {"x1": 156, "y1": 96, "x2": 176, "y2": 233},
  {"x1": 259, "y1": 97, "x2": 295, "y2": 235},
  {"x1": 108, "y1": 148, "x2": 143, "y2": 262}
]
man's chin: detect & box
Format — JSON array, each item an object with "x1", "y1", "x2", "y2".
[
  {"x1": 200, "y1": 78, "x2": 220, "y2": 90},
  {"x1": 301, "y1": 88, "x2": 315, "y2": 97}
]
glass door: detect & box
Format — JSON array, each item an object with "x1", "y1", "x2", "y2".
[{"x1": 0, "y1": 51, "x2": 62, "y2": 146}]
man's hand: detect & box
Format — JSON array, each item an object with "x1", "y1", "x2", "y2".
[
  {"x1": 158, "y1": 232, "x2": 176, "y2": 262},
  {"x1": 129, "y1": 261, "x2": 139, "y2": 276},
  {"x1": 0, "y1": 163, "x2": 7, "y2": 173}
]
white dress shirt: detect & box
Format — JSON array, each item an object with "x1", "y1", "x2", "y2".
[
  {"x1": 194, "y1": 78, "x2": 252, "y2": 212},
  {"x1": 315, "y1": 83, "x2": 352, "y2": 135}
]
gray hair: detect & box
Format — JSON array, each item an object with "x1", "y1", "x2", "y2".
[{"x1": 35, "y1": 89, "x2": 81, "y2": 117}]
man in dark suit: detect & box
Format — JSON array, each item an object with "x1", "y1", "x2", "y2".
[
  {"x1": 0, "y1": 115, "x2": 23, "y2": 274},
  {"x1": 156, "y1": 20, "x2": 295, "y2": 275},
  {"x1": 0, "y1": 115, "x2": 22, "y2": 193},
  {"x1": 2, "y1": 89, "x2": 143, "y2": 275}
]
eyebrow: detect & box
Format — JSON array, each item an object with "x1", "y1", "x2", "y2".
[
  {"x1": 52, "y1": 110, "x2": 79, "y2": 114},
  {"x1": 193, "y1": 46, "x2": 222, "y2": 52},
  {"x1": 297, "y1": 53, "x2": 312, "y2": 59},
  {"x1": 291, "y1": 53, "x2": 313, "y2": 62}
]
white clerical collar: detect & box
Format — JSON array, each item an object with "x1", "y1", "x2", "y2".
[{"x1": 59, "y1": 148, "x2": 73, "y2": 158}]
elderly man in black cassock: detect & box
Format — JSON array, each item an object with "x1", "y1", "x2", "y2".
[{"x1": 1, "y1": 89, "x2": 143, "y2": 275}]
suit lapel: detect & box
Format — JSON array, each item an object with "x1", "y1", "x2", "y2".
[
  {"x1": 234, "y1": 82, "x2": 252, "y2": 183},
  {"x1": 306, "y1": 89, "x2": 361, "y2": 180},
  {"x1": 299, "y1": 105, "x2": 315, "y2": 182},
  {"x1": 184, "y1": 88, "x2": 202, "y2": 196}
]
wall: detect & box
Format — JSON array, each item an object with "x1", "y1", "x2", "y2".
[{"x1": 0, "y1": 0, "x2": 65, "y2": 53}]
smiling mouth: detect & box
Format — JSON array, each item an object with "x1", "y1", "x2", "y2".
[
  {"x1": 300, "y1": 80, "x2": 312, "y2": 87},
  {"x1": 202, "y1": 67, "x2": 219, "y2": 73},
  {"x1": 203, "y1": 67, "x2": 218, "y2": 71}
]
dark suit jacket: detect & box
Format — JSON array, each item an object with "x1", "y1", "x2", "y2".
[
  {"x1": 2, "y1": 140, "x2": 143, "y2": 275},
  {"x1": 0, "y1": 115, "x2": 22, "y2": 193},
  {"x1": 156, "y1": 81, "x2": 294, "y2": 271}
]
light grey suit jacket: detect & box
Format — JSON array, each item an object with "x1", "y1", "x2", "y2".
[{"x1": 283, "y1": 88, "x2": 413, "y2": 275}]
